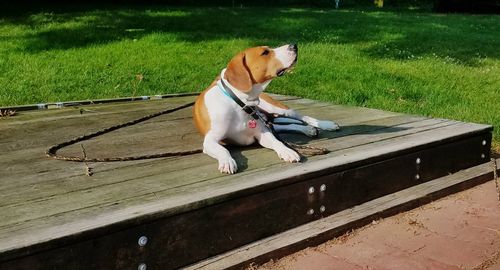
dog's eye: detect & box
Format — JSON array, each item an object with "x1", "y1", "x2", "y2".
[{"x1": 261, "y1": 49, "x2": 270, "y2": 56}]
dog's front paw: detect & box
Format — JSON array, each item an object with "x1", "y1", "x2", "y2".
[
  {"x1": 317, "y1": 120, "x2": 340, "y2": 131},
  {"x1": 218, "y1": 158, "x2": 238, "y2": 174},
  {"x1": 277, "y1": 147, "x2": 301, "y2": 163}
]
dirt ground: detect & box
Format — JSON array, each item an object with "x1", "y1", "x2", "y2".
[{"x1": 253, "y1": 179, "x2": 500, "y2": 270}]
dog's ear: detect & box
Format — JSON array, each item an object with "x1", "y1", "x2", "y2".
[{"x1": 225, "y1": 52, "x2": 253, "y2": 92}]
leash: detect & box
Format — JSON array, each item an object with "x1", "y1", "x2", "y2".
[
  {"x1": 219, "y1": 79, "x2": 329, "y2": 157},
  {"x1": 46, "y1": 83, "x2": 329, "y2": 163},
  {"x1": 46, "y1": 101, "x2": 203, "y2": 162}
]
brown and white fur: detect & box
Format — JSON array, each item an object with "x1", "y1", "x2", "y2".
[{"x1": 193, "y1": 44, "x2": 339, "y2": 174}]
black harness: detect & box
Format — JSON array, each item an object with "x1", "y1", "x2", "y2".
[
  {"x1": 218, "y1": 78, "x2": 329, "y2": 157},
  {"x1": 219, "y1": 79, "x2": 272, "y2": 126}
]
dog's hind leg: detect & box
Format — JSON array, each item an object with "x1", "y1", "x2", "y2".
[
  {"x1": 258, "y1": 94, "x2": 340, "y2": 131},
  {"x1": 272, "y1": 117, "x2": 304, "y2": 125},
  {"x1": 272, "y1": 121, "x2": 318, "y2": 137}
]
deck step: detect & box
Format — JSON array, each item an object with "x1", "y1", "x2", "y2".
[
  {"x1": 0, "y1": 95, "x2": 493, "y2": 269},
  {"x1": 185, "y1": 159, "x2": 499, "y2": 270}
]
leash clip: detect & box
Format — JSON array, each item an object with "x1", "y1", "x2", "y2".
[{"x1": 242, "y1": 105, "x2": 258, "y2": 117}]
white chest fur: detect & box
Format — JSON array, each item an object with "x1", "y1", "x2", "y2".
[{"x1": 204, "y1": 85, "x2": 261, "y2": 146}]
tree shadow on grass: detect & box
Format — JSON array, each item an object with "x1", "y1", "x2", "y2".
[
  {"x1": 362, "y1": 13, "x2": 500, "y2": 66},
  {"x1": 4, "y1": 8, "x2": 382, "y2": 51},
  {"x1": 2, "y1": 6, "x2": 498, "y2": 65}
]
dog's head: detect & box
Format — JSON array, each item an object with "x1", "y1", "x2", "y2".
[{"x1": 224, "y1": 44, "x2": 298, "y2": 92}]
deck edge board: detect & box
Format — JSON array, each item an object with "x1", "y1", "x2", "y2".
[{"x1": 184, "y1": 159, "x2": 500, "y2": 270}]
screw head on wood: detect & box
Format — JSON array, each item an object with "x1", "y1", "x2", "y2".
[
  {"x1": 320, "y1": 184, "x2": 327, "y2": 192},
  {"x1": 307, "y1": 209, "x2": 315, "y2": 215},
  {"x1": 320, "y1": 205, "x2": 326, "y2": 213},
  {"x1": 138, "y1": 236, "x2": 148, "y2": 247},
  {"x1": 138, "y1": 263, "x2": 147, "y2": 270},
  {"x1": 308, "y1": 186, "x2": 315, "y2": 194}
]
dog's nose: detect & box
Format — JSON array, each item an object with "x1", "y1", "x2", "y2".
[{"x1": 288, "y1": 43, "x2": 298, "y2": 53}]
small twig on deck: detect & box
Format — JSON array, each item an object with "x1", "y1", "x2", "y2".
[
  {"x1": 78, "y1": 108, "x2": 98, "y2": 114},
  {"x1": 492, "y1": 158, "x2": 499, "y2": 202},
  {"x1": 80, "y1": 144, "x2": 93, "y2": 176},
  {"x1": 0, "y1": 109, "x2": 16, "y2": 118}
]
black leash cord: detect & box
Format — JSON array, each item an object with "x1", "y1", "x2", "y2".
[
  {"x1": 46, "y1": 92, "x2": 329, "y2": 163},
  {"x1": 46, "y1": 101, "x2": 203, "y2": 162}
]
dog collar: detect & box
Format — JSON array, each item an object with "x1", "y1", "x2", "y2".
[{"x1": 217, "y1": 78, "x2": 259, "y2": 120}]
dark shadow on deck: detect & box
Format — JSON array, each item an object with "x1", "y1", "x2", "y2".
[
  {"x1": 229, "y1": 124, "x2": 409, "y2": 172},
  {"x1": 230, "y1": 148, "x2": 250, "y2": 172},
  {"x1": 281, "y1": 124, "x2": 410, "y2": 145}
]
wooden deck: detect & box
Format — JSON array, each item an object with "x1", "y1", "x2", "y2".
[{"x1": 0, "y1": 94, "x2": 493, "y2": 269}]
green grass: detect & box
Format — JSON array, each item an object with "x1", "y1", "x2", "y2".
[{"x1": 0, "y1": 6, "x2": 499, "y2": 148}]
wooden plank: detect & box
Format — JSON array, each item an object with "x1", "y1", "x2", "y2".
[
  {"x1": 0, "y1": 93, "x2": 200, "y2": 111},
  {"x1": 0, "y1": 118, "x2": 484, "y2": 228},
  {"x1": 0, "y1": 93, "x2": 298, "y2": 113},
  {"x1": 0, "y1": 121, "x2": 490, "y2": 261},
  {"x1": 0, "y1": 116, "x2": 440, "y2": 214},
  {"x1": 0, "y1": 121, "x2": 486, "y2": 208},
  {"x1": 0, "y1": 112, "x2": 417, "y2": 199},
  {"x1": 0, "y1": 95, "x2": 303, "y2": 129},
  {"x1": 0, "y1": 97, "x2": 396, "y2": 171},
  {"x1": 0, "y1": 98, "x2": 356, "y2": 159},
  {"x1": 0, "y1": 138, "x2": 494, "y2": 269},
  {"x1": 0, "y1": 95, "x2": 493, "y2": 267},
  {"x1": 0, "y1": 96, "x2": 197, "y2": 127},
  {"x1": 185, "y1": 159, "x2": 500, "y2": 270}
]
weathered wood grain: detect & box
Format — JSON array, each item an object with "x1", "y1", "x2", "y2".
[
  {"x1": 0, "y1": 121, "x2": 490, "y2": 254},
  {"x1": 0, "y1": 101, "x2": 403, "y2": 192},
  {"x1": 0, "y1": 95, "x2": 492, "y2": 267},
  {"x1": 0, "y1": 115, "x2": 435, "y2": 209}
]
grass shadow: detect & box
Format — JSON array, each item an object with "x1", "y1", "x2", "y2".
[
  {"x1": 361, "y1": 12, "x2": 499, "y2": 66},
  {"x1": 2, "y1": 6, "x2": 497, "y2": 66},
  {"x1": 3, "y1": 8, "x2": 382, "y2": 52}
]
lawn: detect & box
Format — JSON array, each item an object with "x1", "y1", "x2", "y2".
[{"x1": 0, "y1": 6, "x2": 498, "y2": 148}]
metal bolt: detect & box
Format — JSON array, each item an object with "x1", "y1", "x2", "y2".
[
  {"x1": 138, "y1": 263, "x2": 147, "y2": 270},
  {"x1": 416, "y1": 158, "x2": 421, "y2": 165},
  {"x1": 138, "y1": 236, "x2": 148, "y2": 247},
  {"x1": 415, "y1": 174, "x2": 420, "y2": 180},
  {"x1": 320, "y1": 184, "x2": 327, "y2": 192},
  {"x1": 319, "y1": 205, "x2": 326, "y2": 213},
  {"x1": 481, "y1": 153, "x2": 486, "y2": 159},
  {"x1": 308, "y1": 186, "x2": 315, "y2": 194},
  {"x1": 307, "y1": 209, "x2": 315, "y2": 215},
  {"x1": 482, "y1": 140, "x2": 486, "y2": 146}
]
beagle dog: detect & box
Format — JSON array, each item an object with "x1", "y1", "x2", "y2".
[{"x1": 193, "y1": 44, "x2": 339, "y2": 174}]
